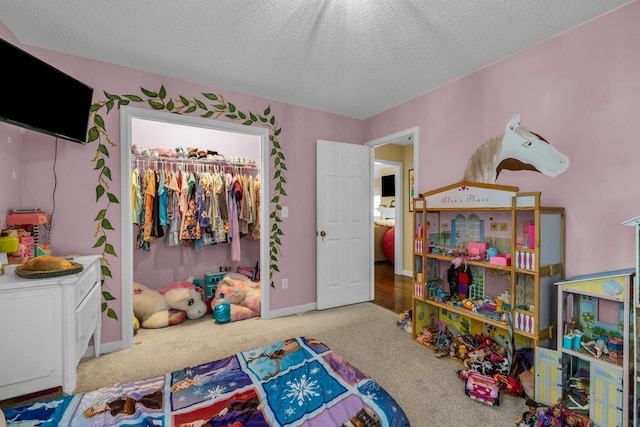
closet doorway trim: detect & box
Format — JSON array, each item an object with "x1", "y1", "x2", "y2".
[{"x1": 121, "y1": 105, "x2": 271, "y2": 350}]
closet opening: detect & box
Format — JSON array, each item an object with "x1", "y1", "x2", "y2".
[{"x1": 120, "y1": 106, "x2": 270, "y2": 349}]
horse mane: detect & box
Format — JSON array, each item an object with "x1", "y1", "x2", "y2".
[{"x1": 462, "y1": 135, "x2": 503, "y2": 183}]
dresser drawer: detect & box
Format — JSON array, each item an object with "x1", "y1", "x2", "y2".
[
  {"x1": 74, "y1": 258, "x2": 100, "y2": 308},
  {"x1": 75, "y1": 280, "x2": 100, "y2": 363}
]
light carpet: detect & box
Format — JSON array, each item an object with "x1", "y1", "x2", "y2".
[{"x1": 1, "y1": 302, "x2": 528, "y2": 426}]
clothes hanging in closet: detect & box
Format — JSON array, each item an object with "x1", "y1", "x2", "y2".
[{"x1": 132, "y1": 161, "x2": 260, "y2": 260}]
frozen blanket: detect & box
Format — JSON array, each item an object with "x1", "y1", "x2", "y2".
[{"x1": 4, "y1": 336, "x2": 410, "y2": 426}]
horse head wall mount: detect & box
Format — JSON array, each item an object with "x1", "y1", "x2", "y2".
[{"x1": 463, "y1": 113, "x2": 569, "y2": 183}]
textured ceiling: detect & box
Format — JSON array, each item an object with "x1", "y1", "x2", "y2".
[{"x1": 0, "y1": 1, "x2": 633, "y2": 119}]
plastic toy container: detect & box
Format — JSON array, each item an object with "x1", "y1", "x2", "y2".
[{"x1": 0, "y1": 236, "x2": 19, "y2": 253}]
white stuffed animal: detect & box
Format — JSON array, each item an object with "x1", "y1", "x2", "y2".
[{"x1": 133, "y1": 280, "x2": 207, "y2": 329}]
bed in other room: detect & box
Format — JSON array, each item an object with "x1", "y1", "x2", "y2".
[{"x1": 2, "y1": 336, "x2": 409, "y2": 426}]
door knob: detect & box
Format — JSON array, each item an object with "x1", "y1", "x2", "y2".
[{"x1": 319, "y1": 230, "x2": 326, "y2": 241}]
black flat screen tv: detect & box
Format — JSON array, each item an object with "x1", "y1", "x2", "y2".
[
  {"x1": 381, "y1": 174, "x2": 395, "y2": 197},
  {"x1": 0, "y1": 37, "x2": 94, "y2": 144}
]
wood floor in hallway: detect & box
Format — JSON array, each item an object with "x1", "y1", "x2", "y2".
[{"x1": 372, "y1": 261, "x2": 413, "y2": 315}]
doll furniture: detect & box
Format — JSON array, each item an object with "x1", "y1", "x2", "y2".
[
  {"x1": 0, "y1": 255, "x2": 102, "y2": 400},
  {"x1": 411, "y1": 181, "x2": 565, "y2": 388},
  {"x1": 535, "y1": 268, "x2": 634, "y2": 427}
]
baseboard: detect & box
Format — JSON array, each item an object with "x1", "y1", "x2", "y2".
[
  {"x1": 83, "y1": 340, "x2": 124, "y2": 357},
  {"x1": 87, "y1": 303, "x2": 318, "y2": 355},
  {"x1": 262, "y1": 302, "x2": 317, "y2": 319}
]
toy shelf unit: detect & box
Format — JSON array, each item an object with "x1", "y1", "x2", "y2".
[
  {"x1": 411, "y1": 181, "x2": 565, "y2": 368},
  {"x1": 622, "y1": 215, "x2": 640, "y2": 427},
  {"x1": 537, "y1": 268, "x2": 635, "y2": 427}
]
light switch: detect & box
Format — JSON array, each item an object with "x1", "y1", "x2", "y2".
[{"x1": 282, "y1": 206, "x2": 288, "y2": 218}]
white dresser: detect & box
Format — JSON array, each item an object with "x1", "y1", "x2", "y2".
[{"x1": 0, "y1": 255, "x2": 102, "y2": 400}]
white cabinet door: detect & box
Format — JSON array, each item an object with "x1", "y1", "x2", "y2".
[{"x1": 0, "y1": 286, "x2": 62, "y2": 399}]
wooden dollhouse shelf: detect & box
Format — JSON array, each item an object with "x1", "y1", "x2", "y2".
[
  {"x1": 414, "y1": 296, "x2": 509, "y2": 330},
  {"x1": 412, "y1": 181, "x2": 565, "y2": 399},
  {"x1": 425, "y1": 253, "x2": 512, "y2": 271},
  {"x1": 559, "y1": 347, "x2": 624, "y2": 371}
]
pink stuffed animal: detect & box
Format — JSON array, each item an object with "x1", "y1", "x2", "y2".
[
  {"x1": 211, "y1": 273, "x2": 261, "y2": 322},
  {"x1": 155, "y1": 147, "x2": 176, "y2": 158}
]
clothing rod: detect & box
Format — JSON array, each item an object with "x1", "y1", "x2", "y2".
[{"x1": 131, "y1": 154, "x2": 259, "y2": 169}]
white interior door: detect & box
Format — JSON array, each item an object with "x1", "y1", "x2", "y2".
[{"x1": 316, "y1": 140, "x2": 371, "y2": 310}]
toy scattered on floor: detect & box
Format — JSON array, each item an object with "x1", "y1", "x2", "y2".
[
  {"x1": 538, "y1": 401, "x2": 565, "y2": 427},
  {"x1": 462, "y1": 370, "x2": 500, "y2": 406},
  {"x1": 211, "y1": 272, "x2": 261, "y2": 322},
  {"x1": 415, "y1": 327, "x2": 434, "y2": 344},
  {"x1": 513, "y1": 398, "x2": 593, "y2": 427},
  {"x1": 133, "y1": 279, "x2": 207, "y2": 328},
  {"x1": 133, "y1": 315, "x2": 140, "y2": 335},
  {"x1": 397, "y1": 308, "x2": 412, "y2": 333},
  {"x1": 515, "y1": 398, "x2": 544, "y2": 427}
]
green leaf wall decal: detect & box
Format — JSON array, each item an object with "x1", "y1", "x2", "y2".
[{"x1": 88, "y1": 86, "x2": 287, "y2": 322}]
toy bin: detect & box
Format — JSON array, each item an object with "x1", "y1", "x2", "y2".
[{"x1": 205, "y1": 272, "x2": 226, "y2": 299}]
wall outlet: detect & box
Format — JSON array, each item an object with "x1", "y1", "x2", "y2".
[{"x1": 282, "y1": 278, "x2": 288, "y2": 289}]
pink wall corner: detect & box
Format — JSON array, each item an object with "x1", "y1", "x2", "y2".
[{"x1": 365, "y1": 1, "x2": 640, "y2": 279}]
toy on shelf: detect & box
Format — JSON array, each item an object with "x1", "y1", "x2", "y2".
[{"x1": 5, "y1": 212, "x2": 51, "y2": 259}]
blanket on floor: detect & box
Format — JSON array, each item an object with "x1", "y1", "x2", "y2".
[{"x1": 3, "y1": 336, "x2": 410, "y2": 426}]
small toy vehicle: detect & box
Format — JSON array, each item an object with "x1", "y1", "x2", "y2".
[{"x1": 464, "y1": 371, "x2": 500, "y2": 406}]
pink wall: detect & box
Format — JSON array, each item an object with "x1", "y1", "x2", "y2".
[
  {"x1": 1, "y1": 2, "x2": 639, "y2": 345},
  {"x1": 365, "y1": 1, "x2": 640, "y2": 279}
]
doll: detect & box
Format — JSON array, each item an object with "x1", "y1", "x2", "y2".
[
  {"x1": 540, "y1": 401, "x2": 565, "y2": 427},
  {"x1": 515, "y1": 398, "x2": 542, "y2": 427}
]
